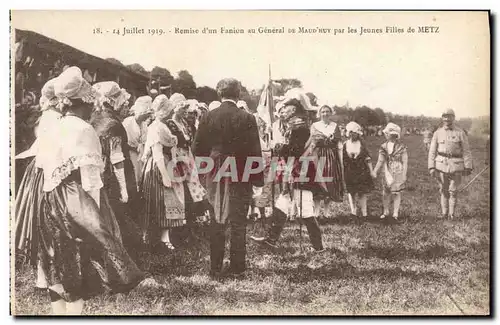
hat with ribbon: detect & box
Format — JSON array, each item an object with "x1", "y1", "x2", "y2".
[
  {"x1": 346, "y1": 121, "x2": 363, "y2": 136},
  {"x1": 39, "y1": 77, "x2": 59, "y2": 111},
  {"x1": 130, "y1": 95, "x2": 153, "y2": 116},
  {"x1": 93, "y1": 81, "x2": 131, "y2": 111},
  {"x1": 383, "y1": 122, "x2": 402, "y2": 138},
  {"x1": 53, "y1": 66, "x2": 97, "y2": 110}
]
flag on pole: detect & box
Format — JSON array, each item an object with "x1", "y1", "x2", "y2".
[{"x1": 256, "y1": 65, "x2": 275, "y2": 129}]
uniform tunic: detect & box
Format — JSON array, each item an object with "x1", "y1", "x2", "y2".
[
  {"x1": 428, "y1": 126, "x2": 472, "y2": 174},
  {"x1": 428, "y1": 125, "x2": 472, "y2": 193}
]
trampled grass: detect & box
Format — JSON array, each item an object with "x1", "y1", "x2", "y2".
[{"x1": 12, "y1": 135, "x2": 490, "y2": 315}]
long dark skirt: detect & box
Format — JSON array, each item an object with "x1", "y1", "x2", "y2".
[
  {"x1": 15, "y1": 158, "x2": 44, "y2": 267},
  {"x1": 106, "y1": 194, "x2": 143, "y2": 263},
  {"x1": 40, "y1": 179, "x2": 145, "y2": 302},
  {"x1": 314, "y1": 146, "x2": 344, "y2": 202},
  {"x1": 101, "y1": 162, "x2": 143, "y2": 261}
]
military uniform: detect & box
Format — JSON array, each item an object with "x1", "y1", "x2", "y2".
[{"x1": 428, "y1": 111, "x2": 472, "y2": 218}]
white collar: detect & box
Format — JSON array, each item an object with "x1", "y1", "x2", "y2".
[{"x1": 221, "y1": 99, "x2": 237, "y2": 105}]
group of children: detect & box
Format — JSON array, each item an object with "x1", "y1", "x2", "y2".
[
  {"x1": 246, "y1": 116, "x2": 410, "y2": 222},
  {"x1": 343, "y1": 121, "x2": 408, "y2": 221}
]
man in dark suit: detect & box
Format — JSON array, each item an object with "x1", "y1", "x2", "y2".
[{"x1": 192, "y1": 78, "x2": 263, "y2": 279}]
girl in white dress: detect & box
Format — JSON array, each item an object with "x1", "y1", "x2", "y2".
[{"x1": 373, "y1": 123, "x2": 408, "y2": 220}]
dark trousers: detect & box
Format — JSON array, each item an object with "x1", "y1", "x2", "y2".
[
  {"x1": 267, "y1": 209, "x2": 323, "y2": 251},
  {"x1": 209, "y1": 202, "x2": 249, "y2": 274}
]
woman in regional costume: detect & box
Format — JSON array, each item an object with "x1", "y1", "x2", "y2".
[
  {"x1": 185, "y1": 99, "x2": 200, "y2": 141},
  {"x1": 14, "y1": 77, "x2": 61, "y2": 290},
  {"x1": 122, "y1": 96, "x2": 154, "y2": 189},
  {"x1": 140, "y1": 95, "x2": 179, "y2": 250},
  {"x1": 38, "y1": 67, "x2": 145, "y2": 315},
  {"x1": 90, "y1": 81, "x2": 143, "y2": 258},
  {"x1": 140, "y1": 94, "x2": 206, "y2": 250},
  {"x1": 304, "y1": 105, "x2": 344, "y2": 218},
  {"x1": 164, "y1": 94, "x2": 207, "y2": 234}
]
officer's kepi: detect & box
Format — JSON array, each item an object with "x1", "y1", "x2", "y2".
[{"x1": 442, "y1": 109, "x2": 455, "y2": 117}]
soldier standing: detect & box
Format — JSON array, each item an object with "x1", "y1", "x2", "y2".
[{"x1": 428, "y1": 109, "x2": 473, "y2": 219}]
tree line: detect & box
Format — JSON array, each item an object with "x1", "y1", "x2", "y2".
[{"x1": 99, "y1": 59, "x2": 494, "y2": 135}]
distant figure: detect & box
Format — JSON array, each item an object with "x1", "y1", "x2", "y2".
[
  {"x1": 428, "y1": 109, "x2": 473, "y2": 220},
  {"x1": 422, "y1": 127, "x2": 433, "y2": 151}
]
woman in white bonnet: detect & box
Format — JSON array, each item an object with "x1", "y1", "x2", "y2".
[
  {"x1": 91, "y1": 81, "x2": 143, "y2": 259},
  {"x1": 152, "y1": 94, "x2": 207, "y2": 248},
  {"x1": 122, "y1": 95, "x2": 153, "y2": 188},
  {"x1": 38, "y1": 67, "x2": 145, "y2": 315},
  {"x1": 186, "y1": 99, "x2": 201, "y2": 140},
  {"x1": 140, "y1": 94, "x2": 184, "y2": 250}
]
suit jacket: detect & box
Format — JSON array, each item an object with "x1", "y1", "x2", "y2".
[{"x1": 192, "y1": 100, "x2": 263, "y2": 223}]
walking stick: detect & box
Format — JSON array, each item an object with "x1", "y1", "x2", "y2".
[
  {"x1": 299, "y1": 181, "x2": 303, "y2": 252},
  {"x1": 269, "y1": 132, "x2": 274, "y2": 235},
  {"x1": 458, "y1": 165, "x2": 489, "y2": 193}
]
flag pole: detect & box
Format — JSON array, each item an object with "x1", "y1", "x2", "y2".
[{"x1": 268, "y1": 64, "x2": 276, "y2": 230}]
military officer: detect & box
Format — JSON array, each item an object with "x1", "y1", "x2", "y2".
[{"x1": 428, "y1": 109, "x2": 473, "y2": 219}]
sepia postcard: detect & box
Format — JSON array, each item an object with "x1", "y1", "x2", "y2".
[{"x1": 10, "y1": 10, "x2": 491, "y2": 316}]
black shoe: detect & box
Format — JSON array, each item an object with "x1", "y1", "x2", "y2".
[
  {"x1": 209, "y1": 270, "x2": 223, "y2": 281},
  {"x1": 221, "y1": 265, "x2": 246, "y2": 279}
]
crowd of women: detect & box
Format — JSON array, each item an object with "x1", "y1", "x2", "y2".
[{"x1": 14, "y1": 66, "x2": 415, "y2": 315}]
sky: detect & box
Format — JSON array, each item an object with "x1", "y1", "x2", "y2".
[{"x1": 11, "y1": 10, "x2": 490, "y2": 118}]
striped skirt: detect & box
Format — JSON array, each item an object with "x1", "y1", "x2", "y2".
[
  {"x1": 140, "y1": 157, "x2": 185, "y2": 230},
  {"x1": 14, "y1": 158, "x2": 44, "y2": 267},
  {"x1": 314, "y1": 146, "x2": 344, "y2": 202}
]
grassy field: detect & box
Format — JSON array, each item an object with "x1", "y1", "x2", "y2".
[{"x1": 13, "y1": 134, "x2": 490, "y2": 316}]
